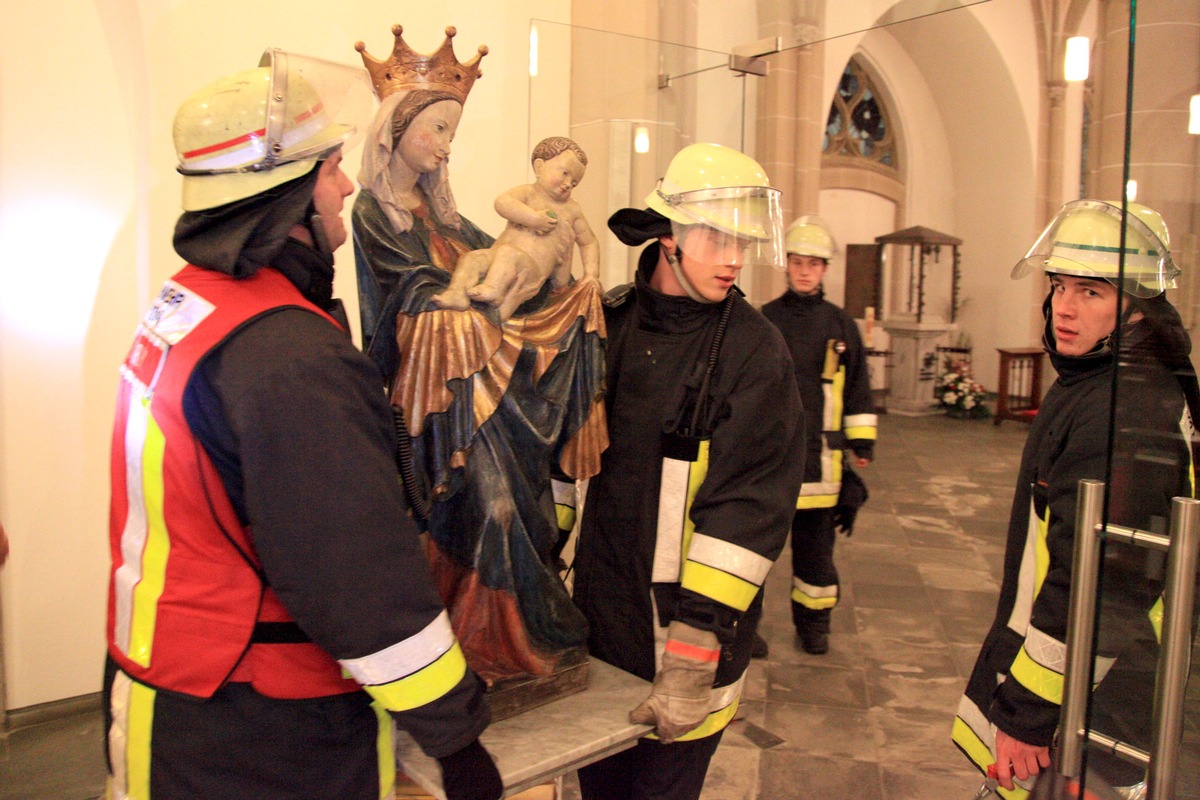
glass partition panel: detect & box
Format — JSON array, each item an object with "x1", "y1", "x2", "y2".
[
  {"x1": 526, "y1": 2, "x2": 1198, "y2": 795},
  {"x1": 529, "y1": 20, "x2": 747, "y2": 289},
  {"x1": 1090, "y1": 2, "x2": 1200, "y2": 796}
]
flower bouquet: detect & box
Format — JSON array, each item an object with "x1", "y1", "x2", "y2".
[{"x1": 937, "y1": 358, "x2": 991, "y2": 419}]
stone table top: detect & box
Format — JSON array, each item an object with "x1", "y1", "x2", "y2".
[{"x1": 395, "y1": 657, "x2": 652, "y2": 798}]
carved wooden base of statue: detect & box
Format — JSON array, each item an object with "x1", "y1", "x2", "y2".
[
  {"x1": 485, "y1": 645, "x2": 590, "y2": 721},
  {"x1": 396, "y1": 277, "x2": 608, "y2": 719}
]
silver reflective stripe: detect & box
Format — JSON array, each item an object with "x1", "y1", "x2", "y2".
[
  {"x1": 956, "y1": 693, "x2": 992, "y2": 748},
  {"x1": 709, "y1": 673, "x2": 744, "y2": 711},
  {"x1": 552, "y1": 478, "x2": 576, "y2": 508},
  {"x1": 108, "y1": 670, "x2": 133, "y2": 799},
  {"x1": 688, "y1": 533, "x2": 772, "y2": 585},
  {"x1": 800, "y1": 481, "x2": 840, "y2": 497},
  {"x1": 339, "y1": 610, "x2": 457, "y2": 685},
  {"x1": 653, "y1": 456, "x2": 693, "y2": 583},
  {"x1": 1024, "y1": 625, "x2": 1066, "y2": 673},
  {"x1": 1007, "y1": 496, "x2": 1043, "y2": 635},
  {"x1": 113, "y1": 398, "x2": 150, "y2": 656},
  {"x1": 844, "y1": 412, "x2": 878, "y2": 430},
  {"x1": 792, "y1": 577, "x2": 837, "y2": 599}
]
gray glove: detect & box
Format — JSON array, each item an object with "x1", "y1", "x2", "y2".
[{"x1": 629, "y1": 620, "x2": 720, "y2": 743}]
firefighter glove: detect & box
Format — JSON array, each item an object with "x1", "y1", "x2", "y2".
[
  {"x1": 436, "y1": 738, "x2": 503, "y2": 800},
  {"x1": 833, "y1": 467, "x2": 869, "y2": 536},
  {"x1": 629, "y1": 620, "x2": 720, "y2": 743}
]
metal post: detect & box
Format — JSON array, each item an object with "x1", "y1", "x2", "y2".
[
  {"x1": 1146, "y1": 496, "x2": 1200, "y2": 800},
  {"x1": 1059, "y1": 479, "x2": 1106, "y2": 778}
]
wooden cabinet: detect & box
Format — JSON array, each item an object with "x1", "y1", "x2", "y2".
[{"x1": 994, "y1": 347, "x2": 1045, "y2": 426}]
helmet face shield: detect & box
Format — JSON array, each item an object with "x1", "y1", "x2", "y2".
[
  {"x1": 657, "y1": 184, "x2": 786, "y2": 270},
  {"x1": 175, "y1": 49, "x2": 374, "y2": 210},
  {"x1": 1012, "y1": 199, "x2": 1178, "y2": 298}
]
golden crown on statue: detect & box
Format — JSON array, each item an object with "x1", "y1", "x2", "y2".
[{"x1": 355, "y1": 25, "x2": 488, "y2": 103}]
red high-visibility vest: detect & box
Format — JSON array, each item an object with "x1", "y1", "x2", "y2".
[{"x1": 108, "y1": 265, "x2": 360, "y2": 699}]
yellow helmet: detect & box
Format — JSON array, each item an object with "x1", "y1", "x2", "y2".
[
  {"x1": 645, "y1": 143, "x2": 785, "y2": 270},
  {"x1": 785, "y1": 215, "x2": 838, "y2": 260},
  {"x1": 1012, "y1": 199, "x2": 1178, "y2": 298},
  {"x1": 174, "y1": 49, "x2": 373, "y2": 211}
]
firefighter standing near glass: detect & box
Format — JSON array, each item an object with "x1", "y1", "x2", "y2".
[
  {"x1": 571, "y1": 143, "x2": 805, "y2": 800},
  {"x1": 953, "y1": 200, "x2": 1197, "y2": 798},
  {"x1": 104, "y1": 51, "x2": 500, "y2": 800},
  {"x1": 761, "y1": 216, "x2": 877, "y2": 655}
]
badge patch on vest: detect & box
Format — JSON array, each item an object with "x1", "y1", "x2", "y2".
[{"x1": 121, "y1": 281, "x2": 215, "y2": 397}]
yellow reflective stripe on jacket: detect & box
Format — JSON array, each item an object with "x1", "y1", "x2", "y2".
[
  {"x1": 555, "y1": 504, "x2": 577, "y2": 532},
  {"x1": 108, "y1": 669, "x2": 155, "y2": 800},
  {"x1": 843, "y1": 413, "x2": 878, "y2": 442},
  {"x1": 113, "y1": 397, "x2": 172, "y2": 668},
  {"x1": 951, "y1": 713, "x2": 1030, "y2": 800},
  {"x1": 1149, "y1": 596, "x2": 1164, "y2": 643},
  {"x1": 791, "y1": 576, "x2": 838, "y2": 610},
  {"x1": 681, "y1": 562, "x2": 757, "y2": 611},
  {"x1": 1009, "y1": 626, "x2": 1065, "y2": 704},
  {"x1": 652, "y1": 440, "x2": 709, "y2": 584},
  {"x1": 372, "y1": 701, "x2": 396, "y2": 800},
  {"x1": 341, "y1": 611, "x2": 467, "y2": 712},
  {"x1": 552, "y1": 479, "x2": 577, "y2": 531}
]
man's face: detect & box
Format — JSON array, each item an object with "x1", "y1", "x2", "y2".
[
  {"x1": 1049, "y1": 274, "x2": 1119, "y2": 356},
  {"x1": 673, "y1": 226, "x2": 748, "y2": 303},
  {"x1": 786, "y1": 254, "x2": 828, "y2": 295},
  {"x1": 311, "y1": 150, "x2": 354, "y2": 252},
  {"x1": 534, "y1": 151, "x2": 585, "y2": 201}
]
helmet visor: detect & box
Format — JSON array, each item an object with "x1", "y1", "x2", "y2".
[
  {"x1": 178, "y1": 49, "x2": 374, "y2": 176},
  {"x1": 656, "y1": 184, "x2": 785, "y2": 270},
  {"x1": 1012, "y1": 199, "x2": 1178, "y2": 298}
]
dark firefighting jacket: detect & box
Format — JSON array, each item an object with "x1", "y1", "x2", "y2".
[
  {"x1": 573, "y1": 246, "x2": 805, "y2": 741},
  {"x1": 761, "y1": 288, "x2": 876, "y2": 509}
]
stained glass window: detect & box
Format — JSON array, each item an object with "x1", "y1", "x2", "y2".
[{"x1": 824, "y1": 59, "x2": 898, "y2": 169}]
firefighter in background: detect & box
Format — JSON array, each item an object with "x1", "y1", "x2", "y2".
[
  {"x1": 761, "y1": 216, "x2": 877, "y2": 655},
  {"x1": 953, "y1": 200, "x2": 1198, "y2": 797},
  {"x1": 105, "y1": 51, "x2": 500, "y2": 800},
  {"x1": 572, "y1": 143, "x2": 805, "y2": 800}
]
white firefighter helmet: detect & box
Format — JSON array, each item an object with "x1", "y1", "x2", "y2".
[
  {"x1": 785, "y1": 215, "x2": 839, "y2": 260},
  {"x1": 1012, "y1": 199, "x2": 1177, "y2": 298},
  {"x1": 645, "y1": 143, "x2": 785, "y2": 271},
  {"x1": 174, "y1": 49, "x2": 373, "y2": 211}
]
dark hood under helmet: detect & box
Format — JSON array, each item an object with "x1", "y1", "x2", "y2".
[{"x1": 172, "y1": 163, "x2": 323, "y2": 278}]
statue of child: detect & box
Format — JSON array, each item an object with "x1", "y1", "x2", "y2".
[{"x1": 433, "y1": 136, "x2": 600, "y2": 320}]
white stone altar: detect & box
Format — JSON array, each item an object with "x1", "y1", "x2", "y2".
[{"x1": 882, "y1": 316, "x2": 954, "y2": 416}]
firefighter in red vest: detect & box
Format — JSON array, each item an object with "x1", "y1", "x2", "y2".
[{"x1": 104, "y1": 50, "x2": 500, "y2": 800}]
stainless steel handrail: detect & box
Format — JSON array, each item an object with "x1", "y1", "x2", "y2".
[
  {"x1": 1059, "y1": 479, "x2": 1105, "y2": 778},
  {"x1": 1058, "y1": 482, "x2": 1200, "y2": 800},
  {"x1": 1147, "y1": 496, "x2": 1200, "y2": 798}
]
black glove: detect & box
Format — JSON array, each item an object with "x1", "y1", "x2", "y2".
[
  {"x1": 436, "y1": 738, "x2": 503, "y2": 800},
  {"x1": 833, "y1": 468, "x2": 869, "y2": 536}
]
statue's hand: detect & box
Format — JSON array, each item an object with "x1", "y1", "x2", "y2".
[{"x1": 530, "y1": 212, "x2": 558, "y2": 234}]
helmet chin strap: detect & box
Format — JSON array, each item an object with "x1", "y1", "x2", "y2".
[{"x1": 662, "y1": 243, "x2": 715, "y2": 304}]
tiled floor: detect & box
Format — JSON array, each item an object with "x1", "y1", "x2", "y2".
[{"x1": 3, "y1": 414, "x2": 1197, "y2": 799}]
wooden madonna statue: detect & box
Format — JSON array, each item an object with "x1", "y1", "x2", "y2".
[{"x1": 351, "y1": 24, "x2": 607, "y2": 715}]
